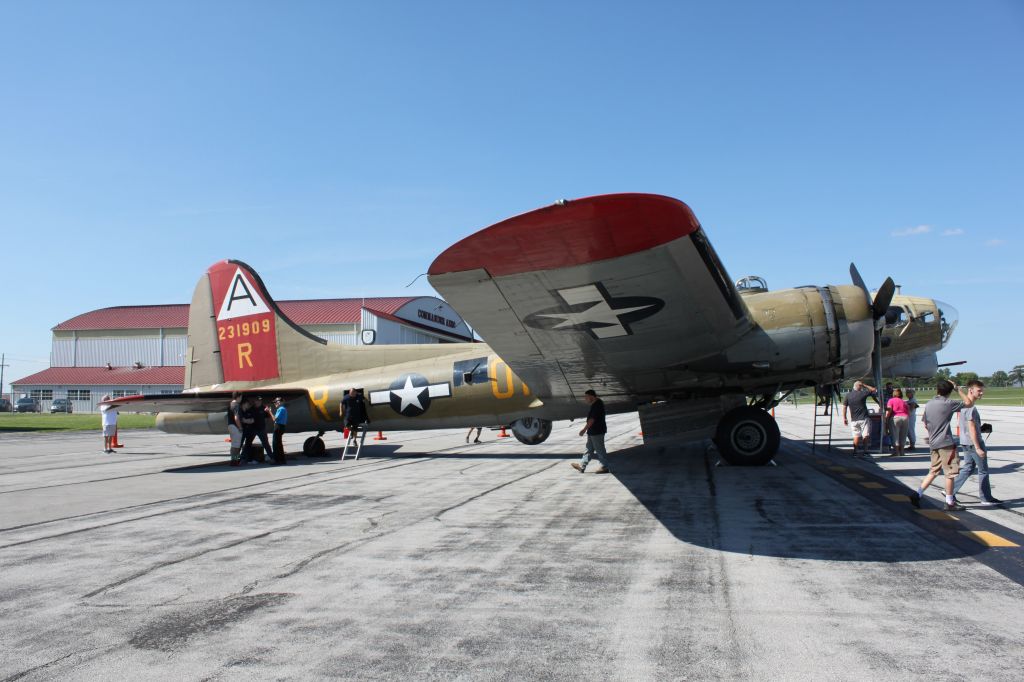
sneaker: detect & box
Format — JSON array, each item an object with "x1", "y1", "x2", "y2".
[
  {"x1": 944, "y1": 501, "x2": 966, "y2": 511},
  {"x1": 908, "y1": 491, "x2": 921, "y2": 508},
  {"x1": 593, "y1": 466, "x2": 610, "y2": 474},
  {"x1": 571, "y1": 462, "x2": 584, "y2": 473},
  {"x1": 980, "y1": 498, "x2": 1003, "y2": 506},
  {"x1": 474, "y1": 438, "x2": 481, "y2": 443}
]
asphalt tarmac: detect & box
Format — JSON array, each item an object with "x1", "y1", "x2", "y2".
[{"x1": 2, "y1": 407, "x2": 1024, "y2": 680}]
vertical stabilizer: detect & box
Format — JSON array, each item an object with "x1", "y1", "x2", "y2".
[{"x1": 185, "y1": 259, "x2": 328, "y2": 389}]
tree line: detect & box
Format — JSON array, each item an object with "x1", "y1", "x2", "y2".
[{"x1": 841, "y1": 365, "x2": 1024, "y2": 391}]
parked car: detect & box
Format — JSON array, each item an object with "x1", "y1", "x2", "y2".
[
  {"x1": 15, "y1": 397, "x2": 41, "y2": 413},
  {"x1": 0, "y1": 398, "x2": 12, "y2": 412},
  {"x1": 50, "y1": 398, "x2": 73, "y2": 414}
]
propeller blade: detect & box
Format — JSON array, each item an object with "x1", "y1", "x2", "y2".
[
  {"x1": 849, "y1": 263, "x2": 871, "y2": 307},
  {"x1": 872, "y1": 277, "x2": 896, "y2": 321}
]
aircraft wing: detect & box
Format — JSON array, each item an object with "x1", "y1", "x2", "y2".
[
  {"x1": 427, "y1": 194, "x2": 753, "y2": 402},
  {"x1": 101, "y1": 389, "x2": 308, "y2": 413}
]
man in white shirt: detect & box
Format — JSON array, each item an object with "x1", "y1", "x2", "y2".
[{"x1": 100, "y1": 395, "x2": 119, "y2": 454}]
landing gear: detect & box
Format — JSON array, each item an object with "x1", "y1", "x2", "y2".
[
  {"x1": 714, "y1": 406, "x2": 780, "y2": 466},
  {"x1": 303, "y1": 432, "x2": 326, "y2": 457},
  {"x1": 509, "y1": 417, "x2": 553, "y2": 445}
]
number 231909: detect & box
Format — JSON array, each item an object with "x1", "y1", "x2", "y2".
[{"x1": 218, "y1": 319, "x2": 271, "y2": 340}]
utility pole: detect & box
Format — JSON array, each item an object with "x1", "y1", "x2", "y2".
[{"x1": 0, "y1": 353, "x2": 8, "y2": 402}]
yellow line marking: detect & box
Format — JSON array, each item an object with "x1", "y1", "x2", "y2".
[
  {"x1": 916, "y1": 510, "x2": 959, "y2": 521},
  {"x1": 859, "y1": 482, "x2": 885, "y2": 489},
  {"x1": 959, "y1": 531, "x2": 1020, "y2": 547},
  {"x1": 842, "y1": 473, "x2": 864, "y2": 479},
  {"x1": 828, "y1": 466, "x2": 848, "y2": 472},
  {"x1": 884, "y1": 494, "x2": 909, "y2": 502}
]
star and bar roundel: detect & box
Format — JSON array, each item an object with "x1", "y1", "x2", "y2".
[
  {"x1": 523, "y1": 282, "x2": 664, "y2": 339},
  {"x1": 369, "y1": 373, "x2": 452, "y2": 417}
]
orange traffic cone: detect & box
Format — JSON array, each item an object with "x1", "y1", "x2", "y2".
[
  {"x1": 373, "y1": 430, "x2": 387, "y2": 441},
  {"x1": 498, "y1": 426, "x2": 510, "y2": 438},
  {"x1": 112, "y1": 427, "x2": 125, "y2": 448}
]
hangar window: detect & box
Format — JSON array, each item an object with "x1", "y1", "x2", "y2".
[
  {"x1": 112, "y1": 390, "x2": 131, "y2": 398},
  {"x1": 30, "y1": 389, "x2": 53, "y2": 400},
  {"x1": 67, "y1": 389, "x2": 91, "y2": 401},
  {"x1": 453, "y1": 357, "x2": 488, "y2": 387}
]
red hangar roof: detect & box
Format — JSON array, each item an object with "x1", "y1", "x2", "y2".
[
  {"x1": 52, "y1": 298, "x2": 421, "y2": 331},
  {"x1": 13, "y1": 366, "x2": 185, "y2": 386}
]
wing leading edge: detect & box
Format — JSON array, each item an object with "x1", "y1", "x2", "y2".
[{"x1": 428, "y1": 194, "x2": 752, "y2": 403}]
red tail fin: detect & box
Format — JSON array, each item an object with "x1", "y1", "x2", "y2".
[{"x1": 207, "y1": 260, "x2": 281, "y2": 382}]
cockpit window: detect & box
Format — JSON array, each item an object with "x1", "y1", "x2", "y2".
[
  {"x1": 884, "y1": 306, "x2": 907, "y2": 327},
  {"x1": 936, "y1": 300, "x2": 958, "y2": 347}
]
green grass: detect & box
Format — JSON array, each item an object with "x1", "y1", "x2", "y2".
[
  {"x1": 971, "y1": 386, "x2": 1024, "y2": 406},
  {"x1": 0, "y1": 413, "x2": 157, "y2": 432}
]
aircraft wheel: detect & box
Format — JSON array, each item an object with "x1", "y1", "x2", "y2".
[
  {"x1": 303, "y1": 436, "x2": 326, "y2": 457},
  {"x1": 509, "y1": 417, "x2": 553, "y2": 445},
  {"x1": 714, "y1": 406, "x2": 780, "y2": 466}
]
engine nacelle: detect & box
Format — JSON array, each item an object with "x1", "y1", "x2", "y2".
[{"x1": 509, "y1": 417, "x2": 552, "y2": 445}]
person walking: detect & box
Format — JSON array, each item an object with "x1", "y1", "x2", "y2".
[
  {"x1": 100, "y1": 394, "x2": 118, "y2": 454},
  {"x1": 842, "y1": 381, "x2": 877, "y2": 455},
  {"x1": 909, "y1": 380, "x2": 970, "y2": 511},
  {"x1": 952, "y1": 380, "x2": 1001, "y2": 505},
  {"x1": 885, "y1": 387, "x2": 910, "y2": 457},
  {"x1": 466, "y1": 427, "x2": 483, "y2": 443},
  {"x1": 271, "y1": 397, "x2": 288, "y2": 465},
  {"x1": 571, "y1": 389, "x2": 610, "y2": 474}
]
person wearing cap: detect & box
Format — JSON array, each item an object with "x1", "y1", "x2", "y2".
[
  {"x1": 271, "y1": 397, "x2": 288, "y2": 464},
  {"x1": 572, "y1": 389, "x2": 610, "y2": 474},
  {"x1": 100, "y1": 394, "x2": 118, "y2": 454}
]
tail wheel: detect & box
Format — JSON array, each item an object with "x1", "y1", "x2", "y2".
[
  {"x1": 714, "y1": 406, "x2": 780, "y2": 466},
  {"x1": 509, "y1": 417, "x2": 553, "y2": 445}
]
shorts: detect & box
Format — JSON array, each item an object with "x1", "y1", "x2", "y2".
[
  {"x1": 849, "y1": 419, "x2": 869, "y2": 438},
  {"x1": 929, "y1": 446, "x2": 960, "y2": 478},
  {"x1": 102, "y1": 424, "x2": 116, "y2": 437}
]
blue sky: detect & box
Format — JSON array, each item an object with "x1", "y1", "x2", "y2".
[{"x1": 1, "y1": 1, "x2": 1022, "y2": 393}]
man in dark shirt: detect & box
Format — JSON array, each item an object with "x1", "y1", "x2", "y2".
[
  {"x1": 240, "y1": 396, "x2": 274, "y2": 464},
  {"x1": 842, "y1": 381, "x2": 877, "y2": 455},
  {"x1": 572, "y1": 389, "x2": 610, "y2": 474},
  {"x1": 341, "y1": 388, "x2": 370, "y2": 444}
]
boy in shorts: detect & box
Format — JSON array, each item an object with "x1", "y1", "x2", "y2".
[{"x1": 908, "y1": 379, "x2": 970, "y2": 511}]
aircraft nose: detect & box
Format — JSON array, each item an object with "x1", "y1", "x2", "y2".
[{"x1": 935, "y1": 300, "x2": 958, "y2": 347}]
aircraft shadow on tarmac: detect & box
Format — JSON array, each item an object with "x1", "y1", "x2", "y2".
[
  {"x1": 163, "y1": 440, "x2": 991, "y2": 563},
  {"x1": 601, "y1": 442, "x2": 989, "y2": 563}
]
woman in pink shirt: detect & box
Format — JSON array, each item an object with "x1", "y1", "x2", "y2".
[{"x1": 885, "y1": 388, "x2": 910, "y2": 456}]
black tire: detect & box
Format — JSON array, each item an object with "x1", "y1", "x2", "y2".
[
  {"x1": 302, "y1": 436, "x2": 316, "y2": 457},
  {"x1": 510, "y1": 417, "x2": 553, "y2": 445},
  {"x1": 714, "y1": 406, "x2": 780, "y2": 466}
]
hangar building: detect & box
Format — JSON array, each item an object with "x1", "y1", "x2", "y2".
[{"x1": 12, "y1": 296, "x2": 471, "y2": 412}]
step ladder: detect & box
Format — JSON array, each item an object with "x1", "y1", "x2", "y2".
[
  {"x1": 341, "y1": 426, "x2": 368, "y2": 461},
  {"x1": 811, "y1": 385, "x2": 837, "y2": 453}
]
